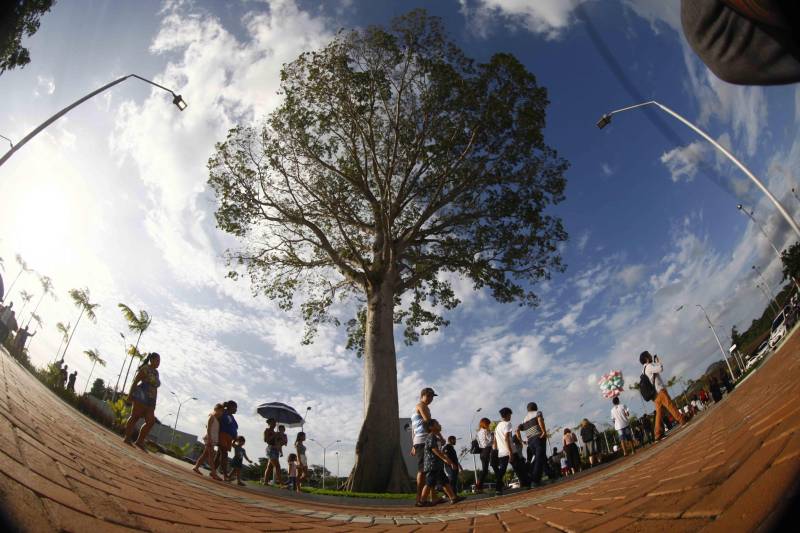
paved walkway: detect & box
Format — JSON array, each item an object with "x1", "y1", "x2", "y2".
[{"x1": 1, "y1": 337, "x2": 799, "y2": 532}]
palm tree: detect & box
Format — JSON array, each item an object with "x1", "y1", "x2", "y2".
[
  {"x1": 3, "y1": 254, "x2": 32, "y2": 302},
  {"x1": 61, "y1": 288, "x2": 99, "y2": 363},
  {"x1": 82, "y1": 349, "x2": 106, "y2": 394},
  {"x1": 26, "y1": 275, "x2": 54, "y2": 328},
  {"x1": 117, "y1": 303, "x2": 152, "y2": 397},
  {"x1": 18, "y1": 290, "x2": 33, "y2": 316},
  {"x1": 53, "y1": 321, "x2": 71, "y2": 362}
]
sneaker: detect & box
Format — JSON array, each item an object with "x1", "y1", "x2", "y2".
[{"x1": 451, "y1": 496, "x2": 465, "y2": 505}]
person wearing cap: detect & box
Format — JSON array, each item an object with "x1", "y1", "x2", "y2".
[{"x1": 411, "y1": 387, "x2": 438, "y2": 505}]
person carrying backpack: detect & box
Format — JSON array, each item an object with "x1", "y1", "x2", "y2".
[{"x1": 639, "y1": 351, "x2": 685, "y2": 441}]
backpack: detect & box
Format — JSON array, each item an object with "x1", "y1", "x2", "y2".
[
  {"x1": 639, "y1": 368, "x2": 657, "y2": 402},
  {"x1": 470, "y1": 438, "x2": 480, "y2": 454}
]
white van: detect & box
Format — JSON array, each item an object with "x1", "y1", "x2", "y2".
[{"x1": 769, "y1": 311, "x2": 787, "y2": 348}]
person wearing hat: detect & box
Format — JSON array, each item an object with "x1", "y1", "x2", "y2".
[{"x1": 411, "y1": 387, "x2": 439, "y2": 506}]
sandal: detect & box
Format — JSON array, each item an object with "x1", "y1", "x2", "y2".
[
  {"x1": 192, "y1": 468, "x2": 203, "y2": 476},
  {"x1": 414, "y1": 501, "x2": 431, "y2": 507},
  {"x1": 134, "y1": 441, "x2": 149, "y2": 453}
]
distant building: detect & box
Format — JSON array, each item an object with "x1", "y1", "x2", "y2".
[{"x1": 136, "y1": 420, "x2": 198, "y2": 456}]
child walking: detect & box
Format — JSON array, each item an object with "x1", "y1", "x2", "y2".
[
  {"x1": 229, "y1": 436, "x2": 254, "y2": 485},
  {"x1": 287, "y1": 453, "x2": 300, "y2": 492},
  {"x1": 611, "y1": 397, "x2": 635, "y2": 456},
  {"x1": 420, "y1": 419, "x2": 464, "y2": 506},
  {"x1": 193, "y1": 403, "x2": 223, "y2": 480}
]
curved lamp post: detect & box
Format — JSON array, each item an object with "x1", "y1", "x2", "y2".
[
  {"x1": 0, "y1": 134, "x2": 12, "y2": 149},
  {"x1": 597, "y1": 101, "x2": 800, "y2": 239},
  {"x1": 0, "y1": 74, "x2": 186, "y2": 168},
  {"x1": 696, "y1": 304, "x2": 736, "y2": 382}
]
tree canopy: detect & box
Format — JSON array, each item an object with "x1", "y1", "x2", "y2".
[
  {"x1": 0, "y1": 0, "x2": 55, "y2": 75},
  {"x1": 208, "y1": 9, "x2": 568, "y2": 351}
]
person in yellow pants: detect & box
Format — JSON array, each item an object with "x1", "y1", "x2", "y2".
[{"x1": 640, "y1": 351, "x2": 685, "y2": 440}]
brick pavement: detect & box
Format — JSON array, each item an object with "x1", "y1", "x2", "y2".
[{"x1": 1, "y1": 333, "x2": 799, "y2": 532}]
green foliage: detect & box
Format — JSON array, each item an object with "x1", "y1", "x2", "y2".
[
  {"x1": 781, "y1": 242, "x2": 800, "y2": 282},
  {"x1": 0, "y1": 0, "x2": 55, "y2": 74},
  {"x1": 207, "y1": 9, "x2": 568, "y2": 353},
  {"x1": 165, "y1": 442, "x2": 193, "y2": 458},
  {"x1": 89, "y1": 378, "x2": 106, "y2": 399},
  {"x1": 109, "y1": 398, "x2": 131, "y2": 428},
  {"x1": 732, "y1": 281, "x2": 794, "y2": 356},
  {"x1": 298, "y1": 486, "x2": 417, "y2": 499}
]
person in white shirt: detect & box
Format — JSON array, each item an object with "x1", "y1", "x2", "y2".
[
  {"x1": 610, "y1": 397, "x2": 635, "y2": 456},
  {"x1": 492, "y1": 407, "x2": 514, "y2": 494},
  {"x1": 522, "y1": 402, "x2": 547, "y2": 486},
  {"x1": 475, "y1": 418, "x2": 493, "y2": 492},
  {"x1": 640, "y1": 351, "x2": 685, "y2": 440}
]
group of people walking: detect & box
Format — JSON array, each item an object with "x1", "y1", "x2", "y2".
[{"x1": 410, "y1": 349, "x2": 708, "y2": 504}]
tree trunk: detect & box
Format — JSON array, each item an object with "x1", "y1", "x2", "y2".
[
  {"x1": 61, "y1": 309, "x2": 84, "y2": 363},
  {"x1": 345, "y1": 279, "x2": 412, "y2": 493},
  {"x1": 83, "y1": 360, "x2": 97, "y2": 395},
  {"x1": 120, "y1": 331, "x2": 144, "y2": 396}
]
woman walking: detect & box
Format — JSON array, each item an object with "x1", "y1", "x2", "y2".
[
  {"x1": 562, "y1": 428, "x2": 581, "y2": 475},
  {"x1": 475, "y1": 417, "x2": 493, "y2": 493},
  {"x1": 123, "y1": 352, "x2": 161, "y2": 451}
]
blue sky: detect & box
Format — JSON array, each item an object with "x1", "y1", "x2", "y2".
[{"x1": 2, "y1": 0, "x2": 799, "y2": 474}]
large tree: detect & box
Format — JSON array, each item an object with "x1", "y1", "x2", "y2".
[
  {"x1": 0, "y1": 0, "x2": 55, "y2": 75},
  {"x1": 208, "y1": 10, "x2": 568, "y2": 492}
]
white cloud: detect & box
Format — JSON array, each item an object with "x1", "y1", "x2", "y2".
[
  {"x1": 459, "y1": 0, "x2": 591, "y2": 39},
  {"x1": 660, "y1": 140, "x2": 707, "y2": 182},
  {"x1": 620, "y1": 0, "x2": 680, "y2": 33},
  {"x1": 617, "y1": 264, "x2": 646, "y2": 287},
  {"x1": 33, "y1": 75, "x2": 55, "y2": 97},
  {"x1": 576, "y1": 230, "x2": 591, "y2": 253},
  {"x1": 681, "y1": 43, "x2": 768, "y2": 157},
  {"x1": 601, "y1": 163, "x2": 613, "y2": 176}
]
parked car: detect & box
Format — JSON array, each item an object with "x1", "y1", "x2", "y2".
[
  {"x1": 769, "y1": 311, "x2": 787, "y2": 348},
  {"x1": 755, "y1": 340, "x2": 770, "y2": 359}
]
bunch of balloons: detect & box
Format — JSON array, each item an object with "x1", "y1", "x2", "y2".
[{"x1": 599, "y1": 370, "x2": 625, "y2": 399}]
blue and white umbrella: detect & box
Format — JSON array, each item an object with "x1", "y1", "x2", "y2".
[{"x1": 256, "y1": 402, "x2": 306, "y2": 428}]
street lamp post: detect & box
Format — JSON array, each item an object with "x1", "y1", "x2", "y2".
[
  {"x1": 756, "y1": 283, "x2": 780, "y2": 314},
  {"x1": 739, "y1": 205, "x2": 800, "y2": 295},
  {"x1": 169, "y1": 392, "x2": 197, "y2": 448},
  {"x1": 597, "y1": 101, "x2": 800, "y2": 239},
  {"x1": 753, "y1": 265, "x2": 781, "y2": 314},
  {"x1": 0, "y1": 134, "x2": 12, "y2": 149},
  {"x1": 468, "y1": 407, "x2": 481, "y2": 490},
  {"x1": 335, "y1": 451, "x2": 340, "y2": 485},
  {"x1": 0, "y1": 74, "x2": 187, "y2": 168},
  {"x1": 301, "y1": 406, "x2": 311, "y2": 430},
  {"x1": 696, "y1": 305, "x2": 736, "y2": 381},
  {"x1": 309, "y1": 439, "x2": 340, "y2": 489}
]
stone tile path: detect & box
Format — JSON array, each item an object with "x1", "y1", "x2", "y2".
[{"x1": 1, "y1": 333, "x2": 799, "y2": 531}]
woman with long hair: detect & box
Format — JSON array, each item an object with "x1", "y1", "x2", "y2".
[
  {"x1": 123, "y1": 352, "x2": 161, "y2": 451},
  {"x1": 562, "y1": 428, "x2": 581, "y2": 475},
  {"x1": 475, "y1": 417, "x2": 493, "y2": 492}
]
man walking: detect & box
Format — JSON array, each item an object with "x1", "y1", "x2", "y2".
[
  {"x1": 411, "y1": 387, "x2": 438, "y2": 506},
  {"x1": 493, "y1": 407, "x2": 514, "y2": 495},
  {"x1": 640, "y1": 351, "x2": 685, "y2": 440},
  {"x1": 522, "y1": 402, "x2": 547, "y2": 486}
]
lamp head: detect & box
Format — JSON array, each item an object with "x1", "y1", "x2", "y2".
[
  {"x1": 596, "y1": 114, "x2": 612, "y2": 129},
  {"x1": 172, "y1": 94, "x2": 188, "y2": 111},
  {"x1": 737, "y1": 204, "x2": 743, "y2": 210}
]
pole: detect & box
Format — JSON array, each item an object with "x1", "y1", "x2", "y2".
[
  {"x1": 322, "y1": 448, "x2": 326, "y2": 490},
  {"x1": 756, "y1": 283, "x2": 780, "y2": 314},
  {"x1": 469, "y1": 407, "x2": 481, "y2": 489},
  {"x1": 739, "y1": 206, "x2": 800, "y2": 295},
  {"x1": 698, "y1": 305, "x2": 736, "y2": 381},
  {"x1": 600, "y1": 101, "x2": 800, "y2": 239},
  {"x1": 171, "y1": 403, "x2": 182, "y2": 448},
  {"x1": 0, "y1": 74, "x2": 185, "y2": 168},
  {"x1": 602, "y1": 428, "x2": 610, "y2": 453},
  {"x1": 112, "y1": 333, "x2": 126, "y2": 403}
]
